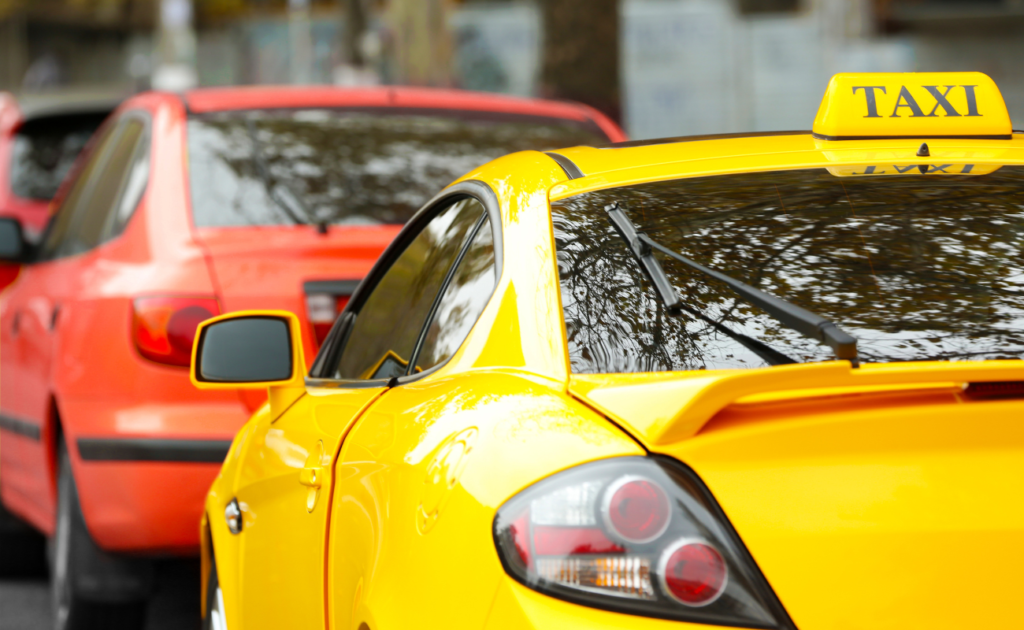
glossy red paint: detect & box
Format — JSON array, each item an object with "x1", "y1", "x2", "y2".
[
  {"x1": 184, "y1": 86, "x2": 627, "y2": 142},
  {"x1": 0, "y1": 86, "x2": 625, "y2": 555}
]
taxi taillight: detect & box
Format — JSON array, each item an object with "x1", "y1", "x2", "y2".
[
  {"x1": 493, "y1": 457, "x2": 793, "y2": 628},
  {"x1": 132, "y1": 296, "x2": 219, "y2": 367}
]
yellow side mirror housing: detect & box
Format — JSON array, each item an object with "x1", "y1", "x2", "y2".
[{"x1": 190, "y1": 310, "x2": 307, "y2": 417}]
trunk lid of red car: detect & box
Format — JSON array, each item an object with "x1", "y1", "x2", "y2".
[{"x1": 195, "y1": 224, "x2": 399, "y2": 361}]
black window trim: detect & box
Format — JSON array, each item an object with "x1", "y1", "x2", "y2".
[
  {"x1": 35, "y1": 109, "x2": 152, "y2": 263},
  {"x1": 306, "y1": 179, "x2": 503, "y2": 388}
]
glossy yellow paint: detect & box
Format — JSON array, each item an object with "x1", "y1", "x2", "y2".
[
  {"x1": 202, "y1": 73, "x2": 1024, "y2": 630},
  {"x1": 812, "y1": 72, "x2": 1010, "y2": 140}
]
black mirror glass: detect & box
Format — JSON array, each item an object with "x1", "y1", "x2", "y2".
[
  {"x1": 198, "y1": 317, "x2": 293, "y2": 383},
  {"x1": 0, "y1": 218, "x2": 24, "y2": 261}
]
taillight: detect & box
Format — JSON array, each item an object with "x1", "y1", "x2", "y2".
[
  {"x1": 494, "y1": 457, "x2": 793, "y2": 628},
  {"x1": 305, "y1": 292, "x2": 350, "y2": 347},
  {"x1": 132, "y1": 296, "x2": 219, "y2": 366}
]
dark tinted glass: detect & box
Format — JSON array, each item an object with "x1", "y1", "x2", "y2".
[
  {"x1": 187, "y1": 110, "x2": 605, "y2": 228},
  {"x1": 61, "y1": 119, "x2": 145, "y2": 256},
  {"x1": 414, "y1": 217, "x2": 496, "y2": 371},
  {"x1": 38, "y1": 122, "x2": 120, "y2": 260},
  {"x1": 333, "y1": 197, "x2": 485, "y2": 380},
  {"x1": 553, "y1": 166, "x2": 1024, "y2": 373},
  {"x1": 9, "y1": 112, "x2": 108, "y2": 200},
  {"x1": 199, "y1": 317, "x2": 292, "y2": 382}
]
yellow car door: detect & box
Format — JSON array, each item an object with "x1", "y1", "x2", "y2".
[{"x1": 231, "y1": 192, "x2": 494, "y2": 629}]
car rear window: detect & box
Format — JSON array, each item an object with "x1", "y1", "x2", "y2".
[
  {"x1": 187, "y1": 108, "x2": 606, "y2": 228},
  {"x1": 552, "y1": 166, "x2": 1024, "y2": 373},
  {"x1": 10, "y1": 112, "x2": 109, "y2": 200}
]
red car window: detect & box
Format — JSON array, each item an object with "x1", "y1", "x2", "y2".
[{"x1": 187, "y1": 109, "x2": 607, "y2": 228}]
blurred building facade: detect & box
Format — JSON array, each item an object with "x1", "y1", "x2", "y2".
[{"x1": 2, "y1": 0, "x2": 1024, "y2": 139}]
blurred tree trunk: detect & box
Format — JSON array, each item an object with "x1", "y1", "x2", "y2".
[
  {"x1": 386, "y1": 0, "x2": 454, "y2": 86},
  {"x1": 540, "y1": 0, "x2": 620, "y2": 123},
  {"x1": 344, "y1": 0, "x2": 368, "y2": 66}
]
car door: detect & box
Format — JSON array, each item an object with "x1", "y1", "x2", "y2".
[
  {"x1": 233, "y1": 195, "x2": 489, "y2": 630},
  {"x1": 0, "y1": 114, "x2": 148, "y2": 529},
  {"x1": 326, "y1": 196, "x2": 502, "y2": 630}
]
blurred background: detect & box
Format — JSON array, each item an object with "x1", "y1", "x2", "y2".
[{"x1": 2, "y1": 0, "x2": 1024, "y2": 141}]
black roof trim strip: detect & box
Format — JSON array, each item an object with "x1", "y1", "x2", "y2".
[
  {"x1": 77, "y1": 438, "x2": 232, "y2": 463},
  {"x1": 0, "y1": 414, "x2": 41, "y2": 441},
  {"x1": 812, "y1": 132, "x2": 1013, "y2": 141},
  {"x1": 545, "y1": 152, "x2": 585, "y2": 179},
  {"x1": 606, "y1": 130, "x2": 810, "y2": 149}
]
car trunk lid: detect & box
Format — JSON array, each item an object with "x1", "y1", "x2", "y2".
[{"x1": 569, "y1": 361, "x2": 1024, "y2": 629}]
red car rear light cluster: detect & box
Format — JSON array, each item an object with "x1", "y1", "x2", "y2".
[
  {"x1": 133, "y1": 296, "x2": 219, "y2": 366},
  {"x1": 305, "y1": 292, "x2": 350, "y2": 347},
  {"x1": 494, "y1": 456, "x2": 793, "y2": 628}
]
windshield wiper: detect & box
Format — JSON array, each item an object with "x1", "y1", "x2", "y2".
[
  {"x1": 607, "y1": 203, "x2": 796, "y2": 366},
  {"x1": 606, "y1": 203, "x2": 860, "y2": 367}
]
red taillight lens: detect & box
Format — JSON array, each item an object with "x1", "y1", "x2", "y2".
[
  {"x1": 493, "y1": 457, "x2": 792, "y2": 628},
  {"x1": 660, "y1": 540, "x2": 727, "y2": 607},
  {"x1": 603, "y1": 476, "x2": 671, "y2": 543},
  {"x1": 306, "y1": 293, "x2": 350, "y2": 347},
  {"x1": 132, "y1": 296, "x2": 219, "y2": 366}
]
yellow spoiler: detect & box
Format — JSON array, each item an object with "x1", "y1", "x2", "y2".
[{"x1": 569, "y1": 360, "x2": 1024, "y2": 447}]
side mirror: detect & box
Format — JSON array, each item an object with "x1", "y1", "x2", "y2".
[
  {"x1": 191, "y1": 311, "x2": 307, "y2": 416},
  {"x1": 0, "y1": 217, "x2": 26, "y2": 262}
]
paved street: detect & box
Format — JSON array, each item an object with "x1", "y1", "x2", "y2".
[{"x1": 0, "y1": 560, "x2": 201, "y2": 630}]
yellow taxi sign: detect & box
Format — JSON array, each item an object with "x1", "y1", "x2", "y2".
[
  {"x1": 827, "y1": 163, "x2": 1002, "y2": 177},
  {"x1": 813, "y1": 72, "x2": 1012, "y2": 141}
]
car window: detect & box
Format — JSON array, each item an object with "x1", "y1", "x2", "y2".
[
  {"x1": 38, "y1": 117, "x2": 148, "y2": 260},
  {"x1": 187, "y1": 109, "x2": 606, "y2": 228},
  {"x1": 60, "y1": 118, "x2": 146, "y2": 256},
  {"x1": 413, "y1": 216, "x2": 496, "y2": 372},
  {"x1": 37, "y1": 121, "x2": 121, "y2": 260},
  {"x1": 332, "y1": 197, "x2": 486, "y2": 380},
  {"x1": 9, "y1": 112, "x2": 109, "y2": 201},
  {"x1": 553, "y1": 166, "x2": 1024, "y2": 373}
]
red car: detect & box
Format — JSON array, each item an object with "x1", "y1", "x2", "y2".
[
  {"x1": 0, "y1": 93, "x2": 114, "y2": 287},
  {"x1": 0, "y1": 86, "x2": 623, "y2": 627}
]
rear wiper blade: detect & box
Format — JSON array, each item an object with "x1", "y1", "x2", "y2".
[
  {"x1": 606, "y1": 203, "x2": 797, "y2": 367},
  {"x1": 607, "y1": 203, "x2": 860, "y2": 367}
]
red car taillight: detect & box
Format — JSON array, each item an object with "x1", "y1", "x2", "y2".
[
  {"x1": 132, "y1": 296, "x2": 219, "y2": 366},
  {"x1": 494, "y1": 456, "x2": 793, "y2": 628},
  {"x1": 305, "y1": 292, "x2": 350, "y2": 347}
]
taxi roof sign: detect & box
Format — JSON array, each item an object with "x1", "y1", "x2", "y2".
[{"x1": 812, "y1": 72, "x2": 1012, "y2": 141}]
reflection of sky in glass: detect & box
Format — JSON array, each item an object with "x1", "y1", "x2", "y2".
[
  {"x1": 188, "y1": 110, "x2": 605, "y2": 228},
  {"x1": 554, "y1": 167, "x2": 1024, "y2": 374}
]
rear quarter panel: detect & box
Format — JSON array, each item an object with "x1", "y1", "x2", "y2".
[
  {"x1": 329, "y1": 371, "x2": 644, "y2": 630},
  {"x1": 660, "y1": 389, "x2": 1024, "y2": 630}
]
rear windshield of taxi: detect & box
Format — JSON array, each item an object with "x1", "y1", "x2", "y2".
[
  {"x1": 187, "y1": 108, "x2": 607, "y2": 228},
  {"x1": 10, "y1": 112, "x2": 109, "y2": 200},
  {"x1": 552, "y1": 166, "x2": 1024, "y2": 373}
]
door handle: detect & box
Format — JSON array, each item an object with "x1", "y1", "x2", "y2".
[{"x1": 299, "y1": 466, "x2": 322, "y2": 488}]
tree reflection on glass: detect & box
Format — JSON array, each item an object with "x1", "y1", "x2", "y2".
[
  {"x1": 188, "y1": 110, "x2": 605, "y2": 228},
  {"x1": 553, "y1": 167, "x2": 1024, "y2": 374}
]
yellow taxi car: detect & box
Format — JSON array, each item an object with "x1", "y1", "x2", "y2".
[{"x1": 191, "y1": 72, "x2": 1024, "y2": 630}]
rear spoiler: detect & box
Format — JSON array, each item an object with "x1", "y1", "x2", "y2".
[{"x1": 569, "y1": 360, "x2": 1024, "y2": 446}]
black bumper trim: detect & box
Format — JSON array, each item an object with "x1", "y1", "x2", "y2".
[
  {"x1": 77, "y1": 438, "x2": 232, "y2": 463},
  {"x1": 0, "y1": 413, "x2": 42, "y2": 441},
  {"x1": 303, "y1": 279, "x2": 361, "y2": 295}
]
